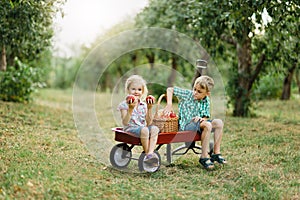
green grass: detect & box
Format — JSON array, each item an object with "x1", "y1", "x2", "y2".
[{"x1": 0, "y1": 89, "x2": 299, "y2": 199}]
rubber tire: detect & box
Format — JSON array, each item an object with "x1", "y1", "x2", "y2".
[
  {"x1": 138, "y1": 151, "x2": 161, "y2": 173},
  {"x1": 109, "y1": 143, "x2": 132, "y2": 169}
]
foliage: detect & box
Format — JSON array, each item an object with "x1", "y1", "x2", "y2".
[
  {"x1": 135, "y1": 0, "x2": 300, "y2": 117},
  {"x1": 252, "y1": 72, "x2": 284, "y2": 100},
  {"x1": 28, "y1": 49, "x2": 55, "y2": 86},
  {"x1": 86, "y1": 20, "x2": 196, "y2": 94},
  {"x1": 264, "y1": 2, "x2": 299, "y2": 99},
  {"x1": 0, "y1": 89, "x2": 299, "y2": 199},
  {"x1": 50, "y1": 57, "x2": 81, "y2": 89},
  {"x1": 0, "y1": 59, "x2": 45, "y2": 102},
  {"x1": 97, "y1": 49, "x2": 194, "y2": 94},
  {"x1": 0, "y1": 0, "x2": 65, "y2": 68}
]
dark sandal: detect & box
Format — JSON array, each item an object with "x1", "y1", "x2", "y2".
[
  {"x1": 211, "y1": 154, "x2": 227, "y2": 164},
  {"x1": 199, "y1": 158, "x2": 214, "y2": 170}
]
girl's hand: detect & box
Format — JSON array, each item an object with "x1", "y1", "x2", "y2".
[
  {"x1": 146, "y1": 95, "x2": 155, "y2": 105},
  {"x1": 126, "y1": 95, "x2": 137, "y2": 109},
  {"x1": 126, "y1": 95, "x2": 135, "y2": 104}
]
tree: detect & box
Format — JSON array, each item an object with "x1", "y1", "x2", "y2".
[
  {"x1": 296, "y1": 69, "x2": 300, "y2": 94},
  {"x1": 136, "y1": 0, "x2": 197, "y2": 88},
  {"x1": 136, "y1": 0, "x2": 299, "y2": 116},
  {"x1": 0, "y1": 0, "x2": 65, "y2": 71},
  {"x1": 281, "y1": 64, "x2": 297, "y2": 100},
  {"x1": 274, "y1": 7, "x2": 299, "y2": 100}
]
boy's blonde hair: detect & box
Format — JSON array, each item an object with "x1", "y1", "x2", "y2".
[
  {"x1": 194, "y1": 75, "x2": 214, "y2": 92},
  {"x1": 125, "y1": 75, "x2": 148, "y2": 100}
]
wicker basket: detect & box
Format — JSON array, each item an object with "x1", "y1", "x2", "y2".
[{"x1": 152, "y1": 94, "x2": 178, "y2": 133}]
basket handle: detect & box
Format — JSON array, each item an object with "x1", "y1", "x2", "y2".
[{"x1": 154, "y1": 94, "x2": 166, "y2": 118}]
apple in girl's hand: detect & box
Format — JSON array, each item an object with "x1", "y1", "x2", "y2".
[
  {"x1": 126, "y1": 95, "x2": 135, "y2": 104},
  {"x1": 169, "y1": 112, "x2": 177, "y2": 118},
  {"x1": 146, "y1": 95, "x2": 155, "y2": 104}
]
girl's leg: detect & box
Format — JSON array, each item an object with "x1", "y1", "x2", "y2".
[
  {"x1": 142, "y1": 126, "x2": 159, "y2": 165},
  {"x1": 140, "y1": 127, "x2": 150, "y2": 154},
  {"x1": 211, "y1": 119, "x2": 224, "y2": 154},
  {"x1": 147, "y1": 126, "x2": 159, "y2": 154}
]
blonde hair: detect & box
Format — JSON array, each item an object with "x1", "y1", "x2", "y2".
[
  {"x1": 125, "y1": 75, "x2": 148, "y2": 100},
  {"x1": 194, "y1": 75, "x2": 214, "y2": 92}
]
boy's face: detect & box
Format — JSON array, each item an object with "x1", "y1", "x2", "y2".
[{"x1": 193, "y1": 84, "x2": 209, "y2": 100}]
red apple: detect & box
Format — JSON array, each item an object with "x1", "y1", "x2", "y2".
[
  {"x1": 169, "y1": 112, "x2": 177, "y2": 118},
  {"x1": 146, "y1": 95, "x2": 155, "y2": 104},
  {"x1": 126, "y1": 95, "x2": 135, "y2": 104}
]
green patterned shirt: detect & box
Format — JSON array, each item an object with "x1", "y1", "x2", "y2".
[{"x1": 173, "y1": 87, "x2": 210, "y2": 131}]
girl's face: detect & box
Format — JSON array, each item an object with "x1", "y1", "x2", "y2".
[
  {"x1": 193, "y1": 84, "x2": 209, "y2": 100},
  {"x1": 128, "y1": 82, "x2": 144, "y2": 99}
]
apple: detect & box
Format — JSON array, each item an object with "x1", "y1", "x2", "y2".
[
  {"x1": 146, "y1": 95, "x2": 155, "y2": 104},
  {"x1": 169, "y1": 112, "x2": 177, "y2": 118},
  {"x1": 126, "y1": 95, "x2": 135, "y2": 104}
]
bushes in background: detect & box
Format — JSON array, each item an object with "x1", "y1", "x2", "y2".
[{"x1": 0, "y1": 59, "x2": 45, "y2": 102}]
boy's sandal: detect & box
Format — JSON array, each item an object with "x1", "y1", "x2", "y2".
[
  {"x1": 199, "y1": 157, "x2": 214, "y2": 170},
  {"x1": 211, "y1": 154, "x2": 227, "y2": 164}
]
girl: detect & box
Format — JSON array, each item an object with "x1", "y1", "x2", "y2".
[{"x1": 118, "y1": 75, "x2": 159, "y2": 166}]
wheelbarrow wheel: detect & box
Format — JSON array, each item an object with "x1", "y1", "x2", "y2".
[
  {"x1": 138, "y1": 151, "x2": 161, "y2": 173},
  {"x1": 110, "y1": 143, "x2": 132, "y2": 169}
]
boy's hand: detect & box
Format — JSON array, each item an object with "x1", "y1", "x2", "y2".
[
  {"x1": 193, "y1": 116, "x2": 205, "y2": 123},
  {"x1": 163, "y1": 104, "x2": 173, "y2": 115}
]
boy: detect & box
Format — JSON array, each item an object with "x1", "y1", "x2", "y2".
[{"x1": 164, "y1": 75, "x2": 227, "y2": 170}]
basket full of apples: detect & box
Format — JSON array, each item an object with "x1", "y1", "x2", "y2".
[{"x1": 152, "y1": 94, "x2": 178, "y2": 133}]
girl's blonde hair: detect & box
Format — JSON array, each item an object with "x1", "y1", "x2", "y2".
[
  {"x1": 125, "y1": 75, "x2": 148, "y2": 100},
  {"x1": 194, "y1": 75, "x2": 214, "y2": 92}
]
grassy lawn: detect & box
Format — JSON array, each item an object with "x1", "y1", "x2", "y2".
[{"x1": 0, "y1": 89, "x2": 299, "y2": 199}]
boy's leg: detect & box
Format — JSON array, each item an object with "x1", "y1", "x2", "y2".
[
  {"x1": 199, "y1": 121, "x2": 212, "y2": 158},
  {"x1": 185, "y1": 120, "x2": 214, "y2": 169},
  {"x1": 199, "y1": 121, "x2": 214, "y2": 169},
  {"x1": 211, "y1": 119, "x2": 227, "y2": 164},
  {"x1": 184, "y1": 120, "x2": 211, "y2": 157},
  {"x1": 211, "y1": 119, "x2": 223, "y2": 154}
]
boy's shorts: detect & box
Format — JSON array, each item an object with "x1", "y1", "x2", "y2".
[
  {"x1": 184, "y1": 119, "x2": 212, "y2": 134},
  {"x1": 125, "y1": 125, "x2": 158, "y2": 137}
]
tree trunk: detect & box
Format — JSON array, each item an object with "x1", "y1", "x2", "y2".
[
  {"x1": 233, "y1": 39, "x2": 252, "y2": 117},
  {"x1": 191, "y1": 68, "x2": 202, "y2": 88},
  {"x1": 131, "y1": 53, "x2": 137, "y2": 74},
  {"x1": 146, "y1": 52, "x2": 155, "y2": 70},
  {"x1": 0, "y1": 46, "x2": 7, "y2": 71},
  {"x1": 281, "y1": 64, "x2": 296, "y2": 100},
  {"x1": 191, "y1": 64, "x2": 207, "y2": 87},
  {"x1": 167, "y1": 56, "x2": 177, "y2": 87},
  {"x1": 295, "y1": 67, "x2": 300, "y2": 94}
]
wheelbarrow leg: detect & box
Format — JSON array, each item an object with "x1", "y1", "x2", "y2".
[
  {"x1": 166, "y1": 144, "x2": 172, "y2": 163},
  {"x1": 172, "y1": 141, "x2": 202, "y2": 156}
]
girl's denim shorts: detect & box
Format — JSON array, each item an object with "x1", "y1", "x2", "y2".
[{"x1": 125, "y1": 125, "x2": 158, "y2": 137}]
